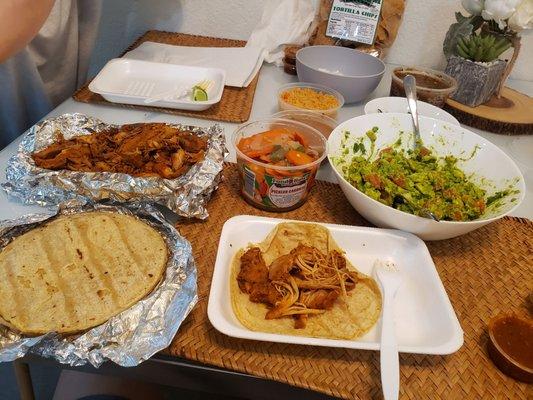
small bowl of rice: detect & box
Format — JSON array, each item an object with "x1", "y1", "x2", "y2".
[{"x1": 278, "y1": 82, "x2": 344, "y2": 119}]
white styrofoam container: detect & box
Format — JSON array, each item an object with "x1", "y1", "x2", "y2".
[
  {"x1": 208, "y1": 215, "x2": 463, "y2": 355},
  {"x1": 88, "y1": 58, "x2": 226, "y2": 111}
]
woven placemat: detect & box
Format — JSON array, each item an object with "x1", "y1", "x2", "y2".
[
  {"x1": 73, "y1": 31, "x2": 260, "y2": 123},
  {"x1": 168, "y1": 163, "x2": 532, "y2": 399}
]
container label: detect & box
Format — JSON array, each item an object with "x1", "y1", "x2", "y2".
[
  {"x1": 326, "y1": 0, "x2": 382, "y2": 45},
  {"x1": 269, "y1": 175, "x2": 309, "y2": 208},
  {"x1": 243, "y1": 166, "x2": 257, "y2": 199},
  {"x1": 242, "y1": 164, "x2": 311, "y2": 210}
]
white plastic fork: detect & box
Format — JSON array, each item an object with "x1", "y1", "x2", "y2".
[
  {"x1": 143, "y1": 84, "x2": 188, "y2": 104},
  {"x1": 195, "y1": 79, "x2": 214, "y2": 92},
  {"x1": 374, "y1": 259, "x2": 403, "y2": 400},
  {"x1": 143, "y1": 80, "x2": 214, "y2": 104}
]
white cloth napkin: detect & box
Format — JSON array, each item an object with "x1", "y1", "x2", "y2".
[
  {"x1": 123, "y1": 42, "x2": 264, "y2": 88},
  {"x1": 246, "y1": 0, "x2": 317, "y2": 66}
]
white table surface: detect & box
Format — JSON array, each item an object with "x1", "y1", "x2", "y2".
[{"x1": 0, "y1": 63, "x2": 531, "y2": 220}]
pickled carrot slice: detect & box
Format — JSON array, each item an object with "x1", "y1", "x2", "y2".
[
  {"x1": 286, "y1": 150, "x2": 314, "y2": 166},
  {"x1": 238, "y1": 129, "x2": 310, "y2": 162}
]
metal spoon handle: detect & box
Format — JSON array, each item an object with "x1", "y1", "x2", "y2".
[{"x1": 403, "y1": 75, "x2": 421, "y2": 147}]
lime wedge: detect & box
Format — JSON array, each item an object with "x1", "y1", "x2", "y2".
[{"x1": 192, "y1": 86, "x2": 208, "y2": 101}]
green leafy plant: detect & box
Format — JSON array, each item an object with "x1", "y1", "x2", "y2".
[
  {"x1": 443, "y1": 0, "x2": 532, "y2": 98},
  {"x1": 443, "y1": 12, "x2": 483, "y2": 59},
  {"x1": 442, "y1": 2, "x2": 522, "y2": 62},
  {"x1": 456, "y1": 34, "x2": 512, "y2": 62}
]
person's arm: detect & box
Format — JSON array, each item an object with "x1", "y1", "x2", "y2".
[{"x1": 0, "y1": 0, "x2": 55, "y2": 63}]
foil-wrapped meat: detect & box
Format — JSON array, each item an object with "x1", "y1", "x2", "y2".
[{"x1": 32, "y1": 123, "x2": 208, "y2": 179}]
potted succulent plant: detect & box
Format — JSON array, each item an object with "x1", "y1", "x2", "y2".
[{"x1": 443, "y1": 0, "x2": 533, "y2": 107}]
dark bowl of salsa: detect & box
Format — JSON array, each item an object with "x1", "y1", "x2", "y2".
[
  {"x1": 391, "y1": 66, "x2": 457, "y2": 108},
  {"x1": 488, "y1": 314, "x2": 533, "y2": 383}
]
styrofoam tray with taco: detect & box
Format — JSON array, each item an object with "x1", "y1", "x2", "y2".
[{"x1": 208, "y1": 215, "x2": 463, "y2": 355}]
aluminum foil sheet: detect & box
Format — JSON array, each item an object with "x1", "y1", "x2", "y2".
[
  {"x1": 2, "y1": 113, "x2": 226, "y2": 219},
  {"x1": 0, "y1": 201, "x2": 197, "y2": 367}
]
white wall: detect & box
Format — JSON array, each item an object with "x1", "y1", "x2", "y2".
[
  {"x1": 89, "y1": 0, "x2": 264, "y2": 76},
  {"x1": 89, "y1": 0, "x2": 532, "y2": 81}
]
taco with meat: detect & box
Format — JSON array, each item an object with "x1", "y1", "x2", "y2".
[{"x1": 230, "y1": 222, "x2": 382, "y2": 340}]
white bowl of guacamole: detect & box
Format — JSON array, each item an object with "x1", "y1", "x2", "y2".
[{"x1": 328, "y1": 113, "x2": 525, "y2": 240}]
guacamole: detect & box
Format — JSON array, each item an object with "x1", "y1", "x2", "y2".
[{"x1": 337, "y1": 128, "x2": 490, "y2": 221}]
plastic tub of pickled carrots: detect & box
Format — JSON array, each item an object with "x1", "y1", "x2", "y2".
[{"x1": 234, "y1": 118, "x2": 327, "y2": 211}]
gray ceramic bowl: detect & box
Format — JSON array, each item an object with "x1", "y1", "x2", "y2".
[{"x1": 296, "y1": 46, "x2": 385, "y2": 103}]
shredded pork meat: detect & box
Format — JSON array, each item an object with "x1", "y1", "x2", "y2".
[
  {"x1": 237, "y1": 247, "x2": 281, "y2": 306},
  {"x1": 237, "y1": 245, "x2": 359, "y2": 329},
  {"x1": 31, "y1": 123, "x2": 207, "y2": 179}
]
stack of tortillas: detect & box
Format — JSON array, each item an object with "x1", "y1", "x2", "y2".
[{"x1": 0, "y1": 212, "x2": 168, "y2": 336}]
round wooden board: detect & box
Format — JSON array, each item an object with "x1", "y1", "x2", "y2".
[{"x1": 444, "y1": 87, "x2": 533, "y2": 135}]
